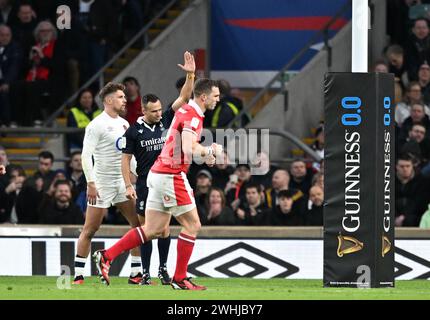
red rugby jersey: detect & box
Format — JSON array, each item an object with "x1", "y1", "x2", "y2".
[{"x1": 151, "y1": 100, "x2": 204, "y2": 174}]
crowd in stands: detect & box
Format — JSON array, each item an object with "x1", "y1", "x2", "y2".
[
  {"x1": 0, "y1": 0, "x2": 169, "y2": 127},
  {"x1": 383, "y1": 0, "x2": 430, "y2": 227},
  {"x1": 0, "y1": 142, "x2": 326, "y2": 226},
  {"x1": 4, "y1": 1, "x2": 430, "y2": 228}
]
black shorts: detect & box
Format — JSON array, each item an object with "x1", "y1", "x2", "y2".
[{"x1": 136, "y1": 182, "x2": 149, "y2": 215}]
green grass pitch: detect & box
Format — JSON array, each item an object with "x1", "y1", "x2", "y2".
[{"x1": 0, "y1": 277, "x2": 429, "y2": 300}]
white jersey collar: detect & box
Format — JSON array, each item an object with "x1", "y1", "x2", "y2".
[{"x1": 188, "y1": 99, "x2": 205, "y2": 118}]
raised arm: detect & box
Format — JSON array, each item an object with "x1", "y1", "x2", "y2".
[{"x1": 171, "y1": 51, "x2": 196, "y2": 111}]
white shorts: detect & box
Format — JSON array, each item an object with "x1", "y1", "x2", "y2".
[
  {"x1": 146, "y1": 171, "x2": 196, "y2": 217},
  {"x1": 88, "y1": 179, "x2": 129, "y2": 208}
]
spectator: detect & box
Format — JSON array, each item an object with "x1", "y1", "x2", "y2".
[
  {"x1": 204, "y1": 187, "x2": 236, "y2": 225},
  {"x1": 405, "y1": 18, "x2": 430, "y2": 80},
  {"x1": 67, "y1": 88, "x2": 101, "y2": 151},
  {"x1": 38, "y1": 179, "x2": 84, "y2": 224},
  {"x1": 10, "y1": 165, "x2": 43, "y2": 224},
  {"x1": 386, "y1": 44, "x2": 409, "y2": 88},
  {"x1": 0, "y1": 24, "x2": 22, "y2": 127},
  {"x1": 372, "y1": 59, "x2": 389, "y2": 73},
  {"x1": 194, "y1": 169, "x2": 212, "y2": 224},
  {"x1": 10, "y1": 3, "x2": 37, "y2": 57},
  {"x1": 269, "y1": 189, "x2": 305, "y2": 226},
  {"x1": 122, "y1": 76, "x2": 142, "y2": 124},
  {"x1": 14, "y1": 20, "x2": 66, "y2": 125},
  {"x1": 264, "y1": 169, "x2": 290, "y2": 209},
  {"x1": 0, "y1": 164, "x2": 25, "y2": 223},
  {"x1": 27, "y1": 150, "x2": 56, "y2": 192},
  {"x1": 0, "y1": 145, "x2": 10, "y2": 193},
  {"x1": 236, "y1": 183, "x2": 270, "y2": 225},
  {"x1": 306, "y1": 185, "x2": 324, "y2": 226},
  {"x1": 395, "y1": 155, "x2": 429, "y2": 226},
  {"x1": 398, "y1": 123, "x2": 430, "y2": 168},
  {"x1": 225, "y1": 164, "x2": 253, "y2": 210},
  {"x1": 395, "y1": 81, "x2": 430, "y2": 127},
  {"x1": 0, "y1": 0, "x2": 19, "y2": 25},
  {"x1": 399, "y1": 103, "x2": 430, "y2": 141},
  {"x1": 205, "y1": 79, "x2": 249, "y2": 128},
  {"x1": 418, "y1": 62, "x2": 430, "y2": 105},
  {"x1": 289, "y1": 158, "x2": 314, "y2": 196},
  {"x1": 66, "y1": 150, "x2": 86, "y2": 202},
  {"x1": 311, "y1": 172, "x2": 324, "y2": 190},
  {"x1": 250, "y1": 151, "x2": 279, "y2": 190},
  {"x1": 208, "y1": 150, "x2": 234, "y2": 190}
]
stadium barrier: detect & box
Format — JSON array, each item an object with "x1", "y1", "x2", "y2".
[{"x1": 0, "y1": 225, "x2": 429, "y2": 281}]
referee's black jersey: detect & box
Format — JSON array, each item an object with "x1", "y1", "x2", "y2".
[{"x1": 122, "y1": 107, "x2": 175, "y2": 178}]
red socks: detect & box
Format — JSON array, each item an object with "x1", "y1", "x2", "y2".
[
  {"x1": 173, "y1": 233, "x2": 196, "y2": 281},
  {"x1": 105, "y1": 227, "x2": 147, "y2": 261}
]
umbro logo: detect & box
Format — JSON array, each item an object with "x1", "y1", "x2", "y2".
[
  {"x1": 138, "y1": 129, "x2": 143, "y2": 134},
  {"x1": 188, "y1": 242, "x2": 299, "y2": 278}
]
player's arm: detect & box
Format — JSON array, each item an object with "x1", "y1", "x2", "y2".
[
  {"x1": 81, "y1": 124, "x2": 100, "y2": 205},
  {"x1": 121, "y1": 153, "x2": 137, "y2": 200},
  {"x1": 171, "y1": 51, "x2": 196, "y2": 111},
  {"x1": 0, "y1": 165, "x2": 5, "y2": 175}
]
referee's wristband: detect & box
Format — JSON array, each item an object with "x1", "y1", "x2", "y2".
[{"x1": 125, "y1": 184, "x2": 133, "y2": 189}]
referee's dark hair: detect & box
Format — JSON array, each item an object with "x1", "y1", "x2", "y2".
[
  {"x1": 99, "y1": 82, "x2": 125, "y2": 102},
  {"x1": 193, "y1": 78, "x2": 219, "y2": 98},
  {"x1": 142, "y1": 94, "x2": 160, "y2": 109}
]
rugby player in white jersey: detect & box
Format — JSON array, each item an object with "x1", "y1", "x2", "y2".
[{"x1": 73, "y1": 82, "x2": 142, "y2": 285}]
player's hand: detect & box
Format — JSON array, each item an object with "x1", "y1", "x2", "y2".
[
  {"x1": 126, "y1": 185, "x2": 137, "y2": 200},
  {"x1": 87, "y1": 182, "x2": 100, "y2": 206},
  {"x1": 177, "y1": 51, "x2": 195, "y2": 74},
  {"x1": 205, "y1": 154, "x2": 216, "y2": 167},
  {"x1": 210, "y1": 143, "x2": 223, "y2": 157},
  {"x1": 0, "y1": 165, "x2": 5, "y2": 175}
]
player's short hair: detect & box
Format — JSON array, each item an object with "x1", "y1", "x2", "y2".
[
  {"x1": 193, "y1": 78, "x2": 219, "y2": 98},
  {"x1": 142, "y1": 94, "x2": 160, "y2": 109},
  {"x1": 38, "y1": 150, "x2": 54, "y2": 162},
  {"x1": 99, "y1": 82, "x2": 125, "y2": 102}
]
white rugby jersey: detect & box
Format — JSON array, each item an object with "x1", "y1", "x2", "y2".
[{"x1": 82, "y1": 111, "x2": 129, "y2": 182}]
